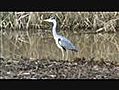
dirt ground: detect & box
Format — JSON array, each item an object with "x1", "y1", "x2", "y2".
[{"x1": 0, "y1": 57, "x2": 119, "y2": 79}]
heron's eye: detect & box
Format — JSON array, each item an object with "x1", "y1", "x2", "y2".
[{"x1": 50, "y1": 16, "x2": 56, "y2": 20}]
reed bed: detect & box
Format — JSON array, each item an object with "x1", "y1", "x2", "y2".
[{"x1": 0, "y1": 12, "x2": 119, "y2": 61}]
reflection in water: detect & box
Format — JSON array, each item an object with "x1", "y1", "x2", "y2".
[{"x1": 1, "y1": 30, "x2": 119, "y2": 62}]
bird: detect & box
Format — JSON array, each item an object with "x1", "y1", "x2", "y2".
[{"x1": 43, "y1": 16, "x2": 78, "y2": 60}]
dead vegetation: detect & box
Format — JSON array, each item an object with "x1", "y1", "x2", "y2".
[
  {"x1": 0, "y1": 12, "x2": 119, "y2": 60},
  {"x1": 0, "y1": 57, "x2": 119, "y2": 79},
  {"x1": 0, "y1": 12, "x2": 119, "y2": 32},
  {"x1": 1, "y1": 12, "x2": 119, "y2": 79}
]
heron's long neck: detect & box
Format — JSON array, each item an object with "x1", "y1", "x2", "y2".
[{"x1": 52, "y1": 21, "x2": 58, "y2": 38}]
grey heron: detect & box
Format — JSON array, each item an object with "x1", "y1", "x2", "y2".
[{"x1": 44, "y1": 16, "x2": 78, "y2": 60}]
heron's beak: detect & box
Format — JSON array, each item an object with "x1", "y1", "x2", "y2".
[{"x1": 43, "y1": 19, "x2": 49, "y2": 22}]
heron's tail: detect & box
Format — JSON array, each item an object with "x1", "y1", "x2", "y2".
[{"x1": 71, "y1": 48, "x2": 79, "y2": 52}]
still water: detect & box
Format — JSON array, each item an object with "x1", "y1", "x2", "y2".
[{"x1": 1, "y1": 30, "x2": 119, "y2": 62}]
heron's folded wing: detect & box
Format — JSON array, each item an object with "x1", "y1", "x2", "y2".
[{"x1": 59, "y1": 38, "x2": 76, "y2": 50}]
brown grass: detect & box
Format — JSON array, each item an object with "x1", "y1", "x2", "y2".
[
  {"x1": 0, "y1": 12, "x2": 119, "y2": 61},
  {"x1": 0, "y1": 12, "x2": 119, "y2": 32}
]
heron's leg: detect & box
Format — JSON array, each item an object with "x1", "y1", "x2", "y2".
[
  {"x1": 66, "y1": 50, "x2": 69, "y2": 61},
  {"x1": 61, "y1": 48, "x2": 64, "y2": 60}
]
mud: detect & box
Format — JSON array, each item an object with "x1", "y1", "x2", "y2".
[{"x1": 0, "y1": 57, "x2": 119, "y2": 79}]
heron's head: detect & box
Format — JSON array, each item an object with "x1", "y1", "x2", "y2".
[{"x1": 43, "y1": 16, "x2": 56, "y2": 23}]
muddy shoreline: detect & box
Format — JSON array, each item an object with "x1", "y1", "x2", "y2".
[{"x1": 0, "y1": 57, "x2": 119, "y2": 79}]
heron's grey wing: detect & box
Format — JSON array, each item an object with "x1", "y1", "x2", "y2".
[{"x1": 59, "y1": 37, "x2": 77, "y2": 51}]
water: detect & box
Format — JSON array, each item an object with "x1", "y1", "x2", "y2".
[{"x1": 1, "y1": 30, "x2": 119, "y2": 62}]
